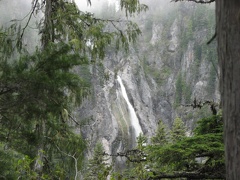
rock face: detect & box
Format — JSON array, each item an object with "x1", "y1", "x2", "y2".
[{"x1": 77, "y1": 1, "x2": 218, "y2": 167}]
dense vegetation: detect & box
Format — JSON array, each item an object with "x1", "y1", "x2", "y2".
[
  {"x1": 147, "y1": 114, "x2": 224, "y2": 179},
  {"x1": 0, "y1": 0, "x2": 223, "y2": 179},
  {"x1": 79, "y1": 4, "x2": 223, "y2": 179},
  {"x1": 0, "y1": 0, "x2": 146, "y2": 178},
  {"x1": 86, "y1": 113, "x2": 224, "y2": 179}
]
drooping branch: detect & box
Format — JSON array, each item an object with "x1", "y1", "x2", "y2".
[
  {"x1": 148, "y1": 171, "x2": 224, "y2": 179},
  {"x1": 103, "y1": 149, "x2": 147, "y2": 163},
  {"x1": 207, "y1": 32, "x2": 217, "y2": 45},
  {"x1": 171, "y1": 0, "x2": 215, "y2": 4},
  {"x1": 181, "y1": 98, "x2": 219, "y2": 115},
  {"x1": 16, "y1": 0, "x2": 39, "y2": 49},
  {"x1": 68, "y1": 114, "x2": 80, "y2": 126},
  {"x1": 55, "y1": 145, "x2": 79, "y2": 180}
]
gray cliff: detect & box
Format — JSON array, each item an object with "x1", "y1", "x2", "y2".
[{"x1": 76, "y1": 1, "x2": 218, "y2": 167}]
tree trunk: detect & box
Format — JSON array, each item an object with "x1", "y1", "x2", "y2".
[
  {"x1": 216, "y1": 0, "x2": 240, "y2": 179},
  {"x1": 41, "y1": 0, "x2": 54, "y2": 48}
]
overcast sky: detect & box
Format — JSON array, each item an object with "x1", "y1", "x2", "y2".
[{"x1": 75, "y1": 0, "x2": 110, "y2": 12}]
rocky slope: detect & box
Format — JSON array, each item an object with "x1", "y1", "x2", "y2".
[{"x1": 76, "y1": 1, "x2": 218, "y2": 168}]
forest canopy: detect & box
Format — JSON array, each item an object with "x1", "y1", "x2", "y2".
[
  {"x1": 0, "y1": 0, "x2": 147, "y2": 178},
  {"x1": 1, "y1": 0, "x2": 234, "y2": 179}
]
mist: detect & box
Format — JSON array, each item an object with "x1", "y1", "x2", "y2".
[
  {"x1": 0, "y1": 0, "x2": 33, "y2": 25},
  {"x1": 0, "y1": 0, "x2": 179, "y2": 26}
]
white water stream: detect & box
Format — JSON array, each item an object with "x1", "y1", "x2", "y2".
[{"x1": 117, "y1": 76, "x2": 143, "y2": 137}]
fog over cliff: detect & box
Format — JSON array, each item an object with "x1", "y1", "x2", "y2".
[
  {"x1": 75, "y1": 0, "x2": 218, "y2": 168},
  {"x1": 0, "y1": 0, "x2": 218, "y2": 169}
]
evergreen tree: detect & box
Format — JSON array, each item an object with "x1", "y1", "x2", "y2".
[
  {"x1": 173, "y1": 0, "x2": 240, "y2": 178},
  {"x1": 84, "y1": 142, "x2": 111, "y2": 180},
  {"x1": 175, "y1": 73, "x2": 183, "y2": 105},
  {"x1": 0, "y1": 41, "x2": 88, "y2": 178},
  {"x1": 147, "y1": 121, "x2": 169, "y2": 175},
  {"x1": 170, "y1": 117, "x2": 186, "y2": 143},
  {"x1": 151, "y1": 120, "x2": 168, "y2": 145},
  {"x1": 117, "y1": 134, "x2": 151, "y2": 180},
  {"x1": 0, "y1": 0, "x2": 147, "y2": 178},
  {"x1": 130, "y1": 134, "x2": 149, "y2": 180},
  {"x1": 147, "y1": 115, "x2": 224, "y2": 179}
]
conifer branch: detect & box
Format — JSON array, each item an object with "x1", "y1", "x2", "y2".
[
  {"x1": 171, "y1": 0, "x2": 215, "y2": 3},
  {"x1": 103, "y1": 149, "x2": 147, "y2": 163},
  {"x1": 18, "y1": 0, "x2": 39, "y2": 47},
  {"x1": 148, "y1": 171, "x2": 224, "y2": 179},
  {"x1": 207, "y1": 32, "x2": 217, "y2": 45},
  {"x1": 55, "y1": 145, "x2": 79, "y2": 180},
  {"x1": 181, "y1": 98, "x2": 219, "y2": 115},
  {"x1": 68, "y1": 114, "x2": 80, "y2": 126}
]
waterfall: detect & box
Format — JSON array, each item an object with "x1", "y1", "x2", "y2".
[{"x1": 117, "y1": 76, "x2": 143, "y2": 137}]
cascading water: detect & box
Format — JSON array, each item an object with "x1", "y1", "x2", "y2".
[{"x1": 117, "y1": 75, "x2": 143, "y2": 138}]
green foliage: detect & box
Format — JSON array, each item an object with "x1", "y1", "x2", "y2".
[
  {"x1": 129, "y1": 135, "x2": 150, "y2": 180},
  {"x1": 175, "y1": 73, "x2": 183, "y2": 105},
  {"x1": 177, "y1": 4, "x2": 216, "y2": 91},
  {"x1": 0, "y1": 41, "x2": 88, "y2": 178},
  {"x1": 151, "y1": 120, "x2": 168, "y2": 145},
  {"x1": 191, "y1": 45, "x2": 202, "y2": 82},
  {"x1": 118, "y1": 134, "x2": 152, "y2": 180},
  {"x1": 0, "y1": 23, "x2": 90, "y2": 178},
  {"x1": 206, "y1": 64, "x2": 217, "y2": 97},
  {"x1": 0, "y1": 0, "x2": 146, "y2": 177},
  {"x1": 38, "y1": 0, "x2": 144, "y2": 59},
  {"x1": 175, "y1": 73, "x2": 192, "y2": 106},
  {"x1": 147, "y1": 114, "x2": 224, "y2": 179},
  {"x1": 142, "y1": 57, "x2": 171, "y2": 87},
  {"x1": 170, "y1": 117, "x2": 186, "y2": 143},
  {"x1": 0, "y1": 42, "x2": 90, "y2": 121},
  {"x1": 84, "y1": 142, "x2": 111, "y2": 180},
  {"x1": 144, "y1": 18, "x2": 153, "y2": 42},
  {"x1": 109, "y1": 114, "x2": 224, "y2": 179},
  {"x1": 0, "y1": 143, "x2": 21, "y2": 179},
  {"x1": 205, "y1": 43, "x2": 218, "y2": 97},
  {"x1": 192, "y1": 5, "x2": 210, "y2": 31},
  {"x1": 152, "y1": 133, "x2": 224, "y2": 172},
  {"x1": 43, "y1": 115, "x2": 86, "y2": 178},
  {"x1": 16, "y1": 155, "x2": 38, "y2": 179},
  {"x1": 194, "y1": 114, "x2": 223, "y2": 135},
  {"x1": 120, "y1": 0, "x2": 148, "y2": 17}
]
